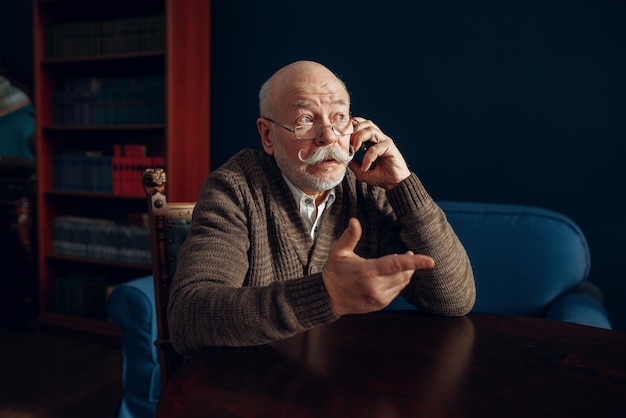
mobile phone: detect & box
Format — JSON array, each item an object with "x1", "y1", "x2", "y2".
[{"x1": 355, "y1": 140, "x2": 377, "y2": 170}]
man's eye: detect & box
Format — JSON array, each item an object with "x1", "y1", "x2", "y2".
[
  {"x1": 298, "y1": 116, "x2": 313, "y2": 124},
  {"x1": 332, "y1": 114, "x2": 346, "y2": 122}
]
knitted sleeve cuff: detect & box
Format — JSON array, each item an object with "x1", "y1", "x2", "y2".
[
  {"x1": 284, "y1": 273, "x2": 339, "y2": 328},
  {"x1": 386, "y1": 173, "x2": 434, "y2": 219}
]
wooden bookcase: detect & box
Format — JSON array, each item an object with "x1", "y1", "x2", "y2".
[{"x1": 33, "y1": 0, "x2": 210, "y2": 337}]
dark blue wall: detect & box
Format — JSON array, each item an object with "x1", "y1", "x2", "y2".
[
  {"x1": 3, "y1": 1, "x2": 624, "y2": 330},
  {"x1": 211, "y1": 0, "x2": 626, "y2": 330},
  {"x1": 0, "y1": 2, "x2": 33, "y2": 90}
]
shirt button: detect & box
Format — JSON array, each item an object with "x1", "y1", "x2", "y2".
[{"x1": 309, "y1": 265, "x2": 319, "y2": 274}]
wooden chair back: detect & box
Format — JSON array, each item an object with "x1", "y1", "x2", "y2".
[{"x1": 142, "y1": 168, "x2": 195, "y2": 387}]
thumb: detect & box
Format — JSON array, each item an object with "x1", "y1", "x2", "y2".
[{"x1": 332, "y1": 218, "x2": 362, "y2": 256}]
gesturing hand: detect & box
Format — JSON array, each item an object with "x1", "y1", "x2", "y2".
[{"x1": 322, "y1": 218, "x2": 435, "y2": 316}]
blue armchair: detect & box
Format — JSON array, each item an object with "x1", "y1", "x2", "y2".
[
  {"x1": 107, "y1": 201, "x2": 611, "y2": 418},
  {"x1": 387, "y1": 201, "x2": 611, "y2": 329},
  {"x1": 108, "y1": 275, "x2": 161, "y2": 418}
]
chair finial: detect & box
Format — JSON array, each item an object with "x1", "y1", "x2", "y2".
[{"x1": 142, "y1": 168, "x2": 167, "y2": 196}]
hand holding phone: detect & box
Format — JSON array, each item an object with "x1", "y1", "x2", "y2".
[
  {"x1": 355, "y1": 139, "x2": 377, "y2": 170},
  {"x1": 349, "y1": 117, "x2": 411, "y2": 189}
]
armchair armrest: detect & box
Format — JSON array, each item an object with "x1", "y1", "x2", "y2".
[
  {"x1": 107, "y1": 275, "x2": 161, "y2": 417},
  {"x1": 545, "y1": 281, "x2": 612, "y2": 329}
]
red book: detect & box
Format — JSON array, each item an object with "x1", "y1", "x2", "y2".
[{"x1": 112, "y1": 144, "x2": 123, "y2": 195}]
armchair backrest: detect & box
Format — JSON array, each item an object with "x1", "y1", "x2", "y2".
[
  {"x1": 437, "y1": 201, "x2": 591, "y2": 316},
  {"x1": 142, "y1": 168, "x2": 195, "y2": 387}
]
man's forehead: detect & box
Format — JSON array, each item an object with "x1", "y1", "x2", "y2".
[
  {"x1": 289, "y1": 96, "x2": 350, "y2": 111},
  {"x1": 269, "y1": 62, "x2": 351, "y2": 114}
]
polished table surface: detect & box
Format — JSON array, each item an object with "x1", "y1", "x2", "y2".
[{"x1": 158, "y1": 312, "x2": 626, "y2": 417}]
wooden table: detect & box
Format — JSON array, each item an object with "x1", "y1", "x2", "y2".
[{"x1": 158, "y1": 312, "x2": 626, "y2": 417}]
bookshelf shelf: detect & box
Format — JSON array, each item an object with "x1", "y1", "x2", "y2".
[
  {"x1": 34, "y1": 0, "x2": 210, "y2": 337},
  {"x1": 38, "y1": 312, "x2": 121, "y2": 338},
  {"x1": 46, "y1": 254, "x2": 152, "y2": 271},
  {"x1": 44, "y1": 124, "x2": 165, "y2": 130},
  {"x1": 44, "y1": 190, "x2": 147, "y2": 200},
  {"x1": 42, "y1": 50, "x2": 165, "y2": 65}
]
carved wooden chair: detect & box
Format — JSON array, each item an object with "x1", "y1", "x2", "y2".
[{"x1": 142, "y1": 168, "x2": 195, "y2": 387}]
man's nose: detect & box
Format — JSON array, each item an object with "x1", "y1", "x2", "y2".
[{"x1": 313, "y1": 125, "x2": 338, "y2": 146}]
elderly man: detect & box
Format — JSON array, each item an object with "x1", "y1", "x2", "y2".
[{"x1": 169, "y1": 60, "x2": 475, "y2": 354}]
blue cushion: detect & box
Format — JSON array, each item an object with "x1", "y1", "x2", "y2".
[
  {"x1": 438, "y1": 201, "x2": 590, "y2": 316},
  {"x1": 387, "y1": 201, "x2": 610, "y2": 329},
  {"x1": 107, "y1": 275, "x2": 160, "y2": 418},
  {"x1": 545, "y1": 281, "x2": 612, "y2": 329}
]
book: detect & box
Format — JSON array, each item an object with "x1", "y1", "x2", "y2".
[
  {"x1": 53, "y1": 144, "x2": 162, "y2": 195},
  {"x1": 53, "y1": 151, "x2": 113, "y2": 193},
  {"x1": 53, "y1": 75, "x2": 164, "y2": 126},
  {"x1": 112, "y1": 144, "x2": 164, "y2": 196},
  {"x1": 45, "y1": 14, "x2": 165, "y2": 59},
  {"x1": 54, "y1": 274, "x2": 109, "y2": 319},
  {"x1": 53, "y1": 215, "x2": 151, "y2": 265}
]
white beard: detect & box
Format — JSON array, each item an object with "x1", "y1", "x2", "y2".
[{"x1": 273, "y1": 140, "x2": 348, "y2": 193}]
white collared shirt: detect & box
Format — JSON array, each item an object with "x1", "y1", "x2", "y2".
[{"x1": 282, "y1": 175, "x2": 336, "y2": 239}]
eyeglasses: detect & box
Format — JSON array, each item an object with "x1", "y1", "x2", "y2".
[{"x1": 262, "y1": 117, "x2": 353, "y2": 141}]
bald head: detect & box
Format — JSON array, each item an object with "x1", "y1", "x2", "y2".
[{"x1": 259, "y1": 61, "x2": 349, "y2": 118}]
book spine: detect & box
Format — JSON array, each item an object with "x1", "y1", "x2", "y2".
[
  {"x1": 54, "y1": 75, "x2": 164, "y2": 126},
  {"x1": 54, "y1": 274, "x2": 110, "y2": 319},
  {"x1": 52, "y1": 216, "x2": 151, "y2": 264},
  {"x1": 45, "y1": 14, "x2": 165, "y2": 59}
]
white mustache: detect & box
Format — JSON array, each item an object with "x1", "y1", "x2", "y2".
[{"x1": 298, "y1": 145, "x2": 355, "y2": 165}]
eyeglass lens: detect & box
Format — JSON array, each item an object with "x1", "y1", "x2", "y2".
[{"x1": 295, "y1": 121, "x2": 353, "y2": 140}]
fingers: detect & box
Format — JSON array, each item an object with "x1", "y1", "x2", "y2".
[
  {"x1": 323, "y1": 216, "x2": 435, "y2": 316},
  {"x1": 359, "y1": 140, "x2": 391, "y2": 172},
  {"x1": 331, "y1": 218, "x2": 362, "y2": 257},
  {"x1": 351, "y1": 117, "x2": 382, "y2": 150},
  {"x1": 349, "y1": 119, "x2": 386, "y2": 174},
  {"x1": 377, "y1": 252, "x2": 435, "y2": 277},
  {"x1": 331, "y1": 217, "x2": 435, "y2": 276}
]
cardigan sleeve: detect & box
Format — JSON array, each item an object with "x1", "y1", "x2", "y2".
[{"x1": 385, "y1": 173, "x2": 476, "y2": 316}]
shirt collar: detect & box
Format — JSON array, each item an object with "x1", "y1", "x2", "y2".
[
  {"x1": 282, "y1": 175, "x2": 336, "y2": 239},
  {"x1": 282, "y1": 175, "x2": 336, "y2": 210}
]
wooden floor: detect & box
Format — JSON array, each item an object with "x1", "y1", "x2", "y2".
[{"x1": 0, "y1": 323, "x2": 123, "y2": 418}]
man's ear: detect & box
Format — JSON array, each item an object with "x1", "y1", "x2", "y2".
[{"x1": 257, "y1": 118, "x2": 274, "y2": 155}]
